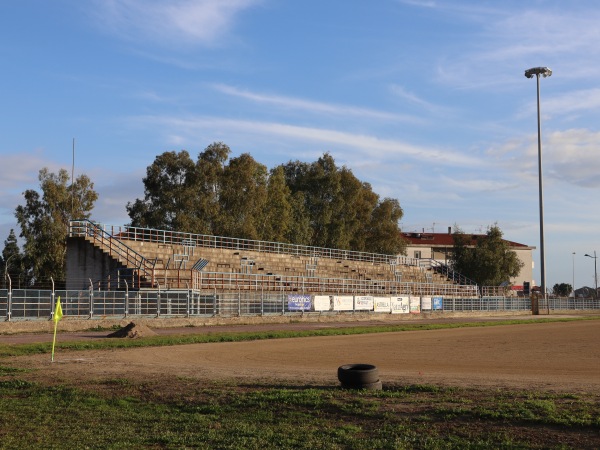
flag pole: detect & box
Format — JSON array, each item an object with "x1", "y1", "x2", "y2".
[{"x1": 51, "y1": 296, "x2": 63, "y2": 362}]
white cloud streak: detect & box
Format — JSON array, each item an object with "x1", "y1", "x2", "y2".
[
  {"x1": 93, "y1": 0, "x2": 261, "y2": 47},
  {"x1": 212, "y1": 84, "x2": 422, "y2": 123},
  {"x1": 130, "y1": 114, "x2": 482, "y2": 168}
]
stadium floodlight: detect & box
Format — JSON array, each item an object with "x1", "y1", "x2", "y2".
[
  {"x1": 525, "y1": 67, "x2": 552, "y2": 79},
  {"x1": 524, "y1": 66, "x2": 552, "y2": 314}
]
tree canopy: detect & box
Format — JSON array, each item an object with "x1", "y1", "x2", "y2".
[
  {"x1": 450, "y1": 225, "x2": 524, "y2": 287},
  {"x1": 128, "y1": 143, "x2": 406, "y2": 255},
  {"x1": 1, "y1": 229, "x2": 23, "y2": 288},
  {"x1": 14, "y1": 168, "x2": 98, "y2": 285},
  {"x1": 552, "y1": 283, "x2": 572, "y2": 297}
]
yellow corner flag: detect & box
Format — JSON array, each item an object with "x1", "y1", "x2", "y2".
[
  {"x1": 54, "y1": 297, "x2": 63, "y2": 323},
  {"x1": 51, "y1": 296, "x2": 63, "y2": 362}
]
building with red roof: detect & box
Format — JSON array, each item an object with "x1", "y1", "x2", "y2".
[{"x1": 402, "y1": 227, "x2": 535, "y2": 290}]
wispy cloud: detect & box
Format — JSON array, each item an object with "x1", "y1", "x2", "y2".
[
  {"x1": 435, "y1": 7, "x2": 600, "y2": 90},
  {"x1": 129, "y1": 114, "x2": 482, "y2": 167},
  {"x1": 389, "y1": 84, "x2": 456, "y2": 116},
  {"x1": 92, "y1": 0, "x2": 261, "y2": 48},
  {"x1": 212, "y1": 84, "x2": 422, "y2": 123}
]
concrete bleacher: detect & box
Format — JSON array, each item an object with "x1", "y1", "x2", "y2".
[
  {"x1": 121, "y1": 239, "x2": 449, "y2": 287},
  {"x1": 66, "y1": 220, "x2": 470, "y2": 295}
]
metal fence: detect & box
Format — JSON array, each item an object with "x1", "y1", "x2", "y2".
[{"x1": 1, "y1": 288, "x2": 599, "y2": 321}]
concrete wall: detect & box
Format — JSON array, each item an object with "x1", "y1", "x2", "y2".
[{"x1": 66, "y1": 237, "x2": 122, "y2": 290}]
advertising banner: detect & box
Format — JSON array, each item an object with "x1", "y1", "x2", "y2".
[
  {"x1": 432, "y1": 296, "x2": 443, "y2": 310},
  {"x1": 421, "y1": 296, "x2": 432, "y2": 310},
  {"x1": 333, "y1": 295, "x2": 354, "y2": 311},
  {"x1": 287, "y1": 294, "x2": 311, "y2": 311},
  {"x1": 354, "y1": 295, "x2": 374, "y2": 311},
  {"x1": 409, "y1": 296, "x2": 421, "y2": 314},
  {"x1": 313, "y1": 295, "x2": 331, "y2": 311},
  {"x1": 391, "y1": 296, "x2": 410, "y2": 314},
  {"x1": 373, "y1": 297, "x2": 391, "y2": 313}
]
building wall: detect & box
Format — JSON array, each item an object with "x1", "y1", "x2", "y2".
[{"x1": 404, "y1": 243, "x2": 534, "y2": 288}]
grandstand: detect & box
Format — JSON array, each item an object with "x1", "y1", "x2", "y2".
[{"x1": 66, "y1": 220, "x2": 478, "y2": 298}]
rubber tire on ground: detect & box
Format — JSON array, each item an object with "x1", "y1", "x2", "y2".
[
  {"x1": 337, "y1": 364, "x2": 379, "y2": 385},
  {"x1": 340, "y1": 379, "x2": 383, "y2": 391}
]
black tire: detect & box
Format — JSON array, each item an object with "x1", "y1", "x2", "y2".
[
  {"x1": 340, "y1": 380, "x2": 383, "y2": 391},
  {"x1": 337, "y1": 364, "x2": 379, "y2": 385}
]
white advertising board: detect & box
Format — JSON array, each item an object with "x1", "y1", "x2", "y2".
[
  {"x1": 391, "y1": 296, "x2": 410, "y2": 314},
  {"x1": 373, "y1": 297, "x2": 391, "y2": 313},
  {"x1": 421, "y1": 296, "x2": 432, "y2": 310},
  {"x1": 333, "y1": 295, "x2": 354, "y2": 311},
  {"x1": 409, "y1": 296, "x2": 421, "y2": 314},
  {"x1": 354, "y1": 295, "x2": 374, "y2": 311},
  {"x1": 313, "y1": 295, "x2": 331, "y2": 311}
]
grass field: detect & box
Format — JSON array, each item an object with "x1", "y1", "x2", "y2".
[{"x1": 1, "y1": 318, "x2": 599, "y2": 449}]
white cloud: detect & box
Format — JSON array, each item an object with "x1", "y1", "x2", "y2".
[
  {"x1": 129, "y1": 114, "x2": 483, "y2": 168},
  {"x1": 212, "y1": 84, "x2": 421, "y2": 123},
  {"x1": 485, "y1": 128, "x2": 600, "y2": 188},
  {"x1": 93, "y1": 0, "x2": 261, "y2": 48}
]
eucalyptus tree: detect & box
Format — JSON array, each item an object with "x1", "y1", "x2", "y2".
[
  {"x1": 218, "y1": 153, "x2": 268, "y2": 240},
  {"x1": 15, "y1": 168, "x2": 98, "y2": 284},
  {"x1": 127, "y1": 150, "x2": 199, "y2": 232},
  {"x1": 260, "y1": 166, "x2": 293, "y2": 243}
]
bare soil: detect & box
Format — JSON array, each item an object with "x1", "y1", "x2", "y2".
[{"x1": 12, "y1": 319, "x2": 600, "y2": 394}]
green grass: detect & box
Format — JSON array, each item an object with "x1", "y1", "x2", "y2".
[
  {"x1": 1, "y1": 316, "x2": 597, "y2": 358},
  {"x1": 0, "y1": 377, "x2": 597, "y2": 449}
]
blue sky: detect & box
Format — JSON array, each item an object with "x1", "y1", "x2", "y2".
[{"x1": 1, "y1": 0, "x2": 599, "y2": 290}]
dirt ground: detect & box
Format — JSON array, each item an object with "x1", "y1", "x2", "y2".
[{"x1": 10, "y1": 318, "x2": 600, "y2": 394}]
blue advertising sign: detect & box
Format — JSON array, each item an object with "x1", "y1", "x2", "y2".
[
  {"x1": 287, "y1": 294, "x2": 312, "y2": 311},
  {"x1": 432, "y1": 296, "x2": 443, "y2": 311}
]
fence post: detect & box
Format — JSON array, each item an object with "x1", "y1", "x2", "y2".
[
  {"x1": 261, "y1": 285, "x2": 264, "y2": 316},
  {"x1": 213, "y1": 287, "x2": 217, "y2": 317},
  {"x1": 50, "y1": 277, "x2": 55, "y2": 321},
  {"x1": 6, "y1": 272, "x2": 12, "y2": 321},
  {"x1": 89, "y1": 279, "x2": 94, "y2": 319},
  {"x1": 124, "y1": 280, "x2": 129, "y2": 318},
  {"x1": 186, "y1": 282, "x2": 190, "y2": 317},
  {"x1": 157, "y1": 286, "x2": 161, "y2": 318}
]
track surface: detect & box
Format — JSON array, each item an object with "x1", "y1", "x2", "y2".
[{"x1": 14, "y1": 319, "x2": 600, "y2": 393}]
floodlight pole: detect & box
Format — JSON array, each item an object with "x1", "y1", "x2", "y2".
[
  {"x1": 584, "y1": 251, "x2": 597, "y2": 298},
  {"x1": 572, "y1": 252, "x2": 576, "y2": 298},
  {"x1": 525, "y1": 66, "x2": 552, "y2": 314}
]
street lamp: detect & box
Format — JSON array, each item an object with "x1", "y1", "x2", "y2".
[
  {"x1": 4, "y1": 253, "x2": 15, "y2": 291},
  {"x1": 584, "y1": 251, "x2": 597, "y2": 298},
  {"x1": 525, "y1": 66, "x2": 552, "y2": 313}
]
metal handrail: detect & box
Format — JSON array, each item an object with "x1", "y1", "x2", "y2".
[
  {"x1": 69, "y1": 220, "x2": 156, "y2": 287},
  {"x1": 69, "y1": 220, "x2": 404, "y2": 265},
  {"x1": 428, "y1": 259, "x2": 477, "y2": 287}
]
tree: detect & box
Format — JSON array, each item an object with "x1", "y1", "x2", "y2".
[
  {"x1": 279, "y1": 153, "x2": 405, "y2": 253},
  {"x1": 194, "y1": 142, "x2": 230, "y2": 234},
  {"x1": 218, "y1": 153, "x2": 268, "y2": 240},
  {"x1": 552, "y1": 283, "x2": 572, "y2": 297},
  {"x1": 129, "y1": 145, "x2": 405, "y2": 254},
  {"x1": 2, "y1": 229, "x2": 24, "y2": 288},
  {"x1": 450, "y1": 225, "x2": 524, "y2": 287},
  {"x1": 127, "y1": 150, "x2": 200, "y2": 232},
  {"x1": 15, "y1": 168, "x2": 98, "y2": 285},
  {"x1": 260, "y1": 166, "x2": 294, "y2": 243},
  {"x1": 364, "y1": 198, "x2": 406, "y2": 255},
  {"x1": 127, "y1": 142, "x2": 232, "y2": 235}
]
